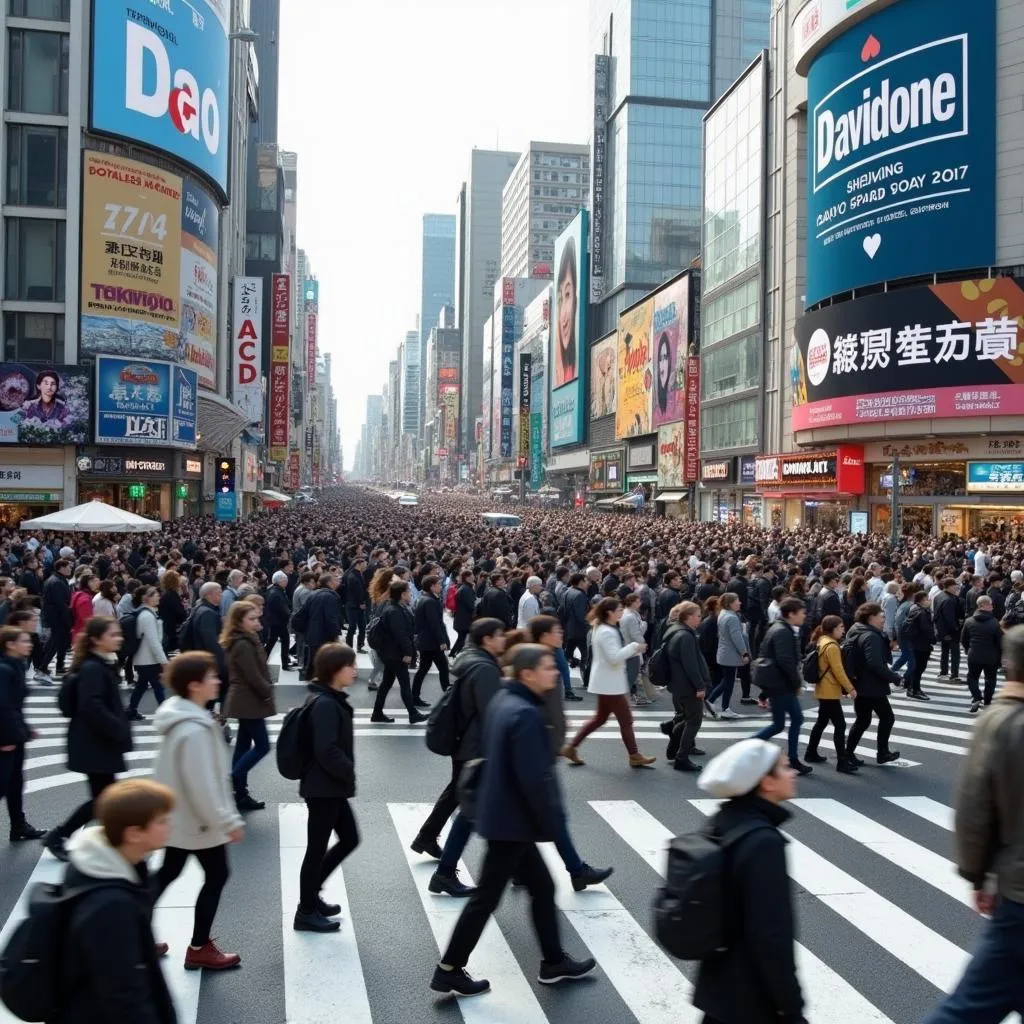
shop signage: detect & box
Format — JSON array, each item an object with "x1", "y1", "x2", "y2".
[
  {"x1": 590, "y1": 55, "x2": 609, "y2": 304},
  {"x1": 0, "y1": 491, "x2": 59, "y2": 503},
  {"x1": 868, "y1": 438, "x2": 1024, "y2": 461},
  {"x1": 657, "y1": 422, "x2": 686, "y2": 488},
  {"x1": 967, "y1": 462, "x2": 1024, "y2": 494},
  {"x1": 684, "y1": 357, "x2": 700, "y2": 483},
  {"x1": 175, "y1": 453, "x2": 203, "y2": 479},
  {"x1": 794, "y1": 0, "x2": 887, "y2": 74},
  {"x1": 306, "y1": 307, "x2": 317, "y2": 390},
  {"x1": 0, "y1": 465, "x2": 63, "y2": 489},
  {"x1": 739, "y1": 455, "x2": 757, "y2": 485},
  {"x1": 701, "y1": 460, "x2": 733, "y2": 483},
  {"x1": 590, "y1": 451, "x2": 623, "y2": 492},
  {"x1": 794, "y1": 278, "x2": 1024, "y2": 431},
  {"x1": 628, "y1": 442, "x2": 655, "y2": 470},
  {"x1": 755, "y1": 446, "x2": 865, "y2": 492},
  {"x1": 232, "y1": 277, "x2": 263, "y2": 426},
  {"x1": 77, "y1": 450, "x2": 174, "y2": 478},
  {"x1": 185, "y1": 458, "x2": 202, "y2": 475},
  {"x1": 269, "y1": 273, "x2": 290, "y2": 462},
  {"x1": 850, "y1": 510, "x2": 870, "y2": 533},
  {"x1": 518, "y1": 353, "x2": 532, "y2": 466},
  {"x1": 805, "y1": 0, "x2": 995, "y2": 306}
]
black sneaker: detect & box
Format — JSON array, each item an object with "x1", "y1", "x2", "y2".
[
  {"x1": 127, "y1": 711, "x2": 145, "y2": 722},
  {"x1": 538, "y1": 954, "x2": 597, "y2": 985},
  {"x1": 564, "y1": 691, "x2": 583, "y2": 701},
  {"x1": 9, "y1": 823, "x2": 45, "y2": 841},
  {"x1": 847, "y1": 754, "x2": 866, "y2": 767},
  {"x1": 430, "y1": 965, "x2": 490, "y2": 996},
  {"x1": 570, "y1": 863, "x2": 613, "y2": 891},
  {"x1": 877, "y1": 750, "x2": 902, "y2": 765},
  {"x1": 293, "y1": 908, "x2": 341, "y2": 932},
  {"x1": 316, "y1": 896, "x2": 341, "y2": 918},
  {"x1": 836, "y1": 759, "x2": 859, "y2": 774},
  {"x1": 672, "y1": 758, "x2": 701, "y2": 772},
  {"x1": 409, "y1": 711, "x2": 429, "y2": 725},
  {"x1": 410, "y1": 835, "x2": 444, "y2": 859},
  {"x1": 370, "y1": 713, "x2": 394, "y2": 723},
  {"x1": 41, "y1": 828, "x2": 68, "y2": 862},
  {"x1": 970, "y1": 699, "x2": 982, "y2": 714},
  {"x1": 791, "y1": 760, "x2": 814, "y2": 776},
  {"x1": 413, "y1": 698, "x2": 431, "y2": 709},
  {"x1": 804, "y1": 751, "x2": 827, "y2": 764},
  {"x1": 235, "y1": 794, "x2": 265, "y2": 812},
  {"x1": 908, "y1": 690, "x2": 931, "y2": 701},
  {"x1": 739, "y1": 697, "x2": 759, "y2": 706},
  {"x1": 690, "y1": 747, "x2": 706, "y2": 757},
  {"x1": 367, "y1": 681, "x2": 379, "y2": 691},
  {"x1": 428, "y1": 869, "x2": 476, "y2": 897}
]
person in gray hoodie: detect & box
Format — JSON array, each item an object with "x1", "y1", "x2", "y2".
[{"x1": 151, "y1": 651, "x2": 244, "y2": 972}]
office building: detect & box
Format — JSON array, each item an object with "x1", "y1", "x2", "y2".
[
  {"x1": 401, "y1": 330, "x2": 420, "y2": 435},
  {"x1": 419, "y1": 214, "x2": 456, "y2": 433}
]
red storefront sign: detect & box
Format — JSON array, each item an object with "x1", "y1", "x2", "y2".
[
  {"x1": 683, "y1": 356, "x2": 700, "y2": 483},
  {"x1": 754, "y1": 445, "x2": 865, "y2": 494},
  {"x1": 305, "y1": 308, "x2": 317, "y2": 389},
  {"x1": 269, "y1": 273, "x2": 290, "y2": 461}
]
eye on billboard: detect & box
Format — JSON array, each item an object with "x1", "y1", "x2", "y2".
[
  {"x1": 550, "y1": 210, "x2": 589, "y2": 448},
  {"x1": 90, "y1": 0, "x2": 231, "y2": 199},
  {"x1": 0, "y1": 364, "x2": 90, "y2": 445},
  {"x1": 95, "y1": 355, "x2": 197, "y2": 449},
  {"x1": 805, "y1": 0, "x2": 995, "y2": 306},
  {"x1": 616, "y1": 298, "x2": 654, "y2": 439}
]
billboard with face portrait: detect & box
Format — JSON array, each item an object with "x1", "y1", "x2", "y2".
[
  {"x1": 550, "y1": 210, "x2": 589, "y2": 448},
  {"x1": 616, "y1": 298, "x2": 654, "y2": 439},
  {"x1": 651, "y1": 277, "x2": 688, "y2": 427},
  {"x1": 590, "y1": 334, "x2": 617, "y2": 421},
  {"x1": 0, "y1": 364, "x2": 90, "y2": 445}
]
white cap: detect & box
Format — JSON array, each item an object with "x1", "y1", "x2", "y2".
[{"x1": 697, "y1": 739, "x2": 781, "y2": 799}]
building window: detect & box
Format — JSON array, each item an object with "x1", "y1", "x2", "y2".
[
  {"x1": 8, "y1": 0, "x2": 70, "y2": 16},
  {"x1": 246, "y1": 232, "x2": 277, "y2": 261},
  {"x1": 701, "y1": 396, "x2": 758, "y2": 451},
  {"x1": 3, "y1": 311, "x2": 64, "y2": 362},
  {"x1": 5, "y1": 218, "x2": 65, "y2": 300},
  {"x1": 702, "y1": 278, "x2": 759, "y2": 348},
  {"x1": 7, "y1": 29, "x2": 69, "y2": 114},
  {"x1": 6, "y1": 125, "x2": 66, "y2": 207},
  {"x1": 701, "y1": 332, "x2": 760, "y2": 401}
]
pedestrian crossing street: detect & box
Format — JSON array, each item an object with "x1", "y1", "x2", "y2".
[{"x1": 0, "y1": 792, "x2": 1009, "y2": 1024}]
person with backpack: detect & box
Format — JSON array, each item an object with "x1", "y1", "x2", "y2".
[
  {"x1": 904, "y1": 590, "x2": 936, "y2": 701},
  {"x1": 661, "y1": 601, "x2": 710, "y2": 772},
  {"x1": 411, "y1": 574, "x2": 450, "y2": 706},
  {"x1": 180, "y1": 582, "x2": 227, "y2": 690},
  {"x1": 369, "y1": 580, "x2": 428, "y2": 725},
  {"x1": 450, "y1": 569, "x2": 476, "y2": 658},
  {"x1": 961, "y1": 595, "x2": 1002, "y2": 714},
  {"x1": 620, "y1": 592, "x2": 651, "y2": 705},
  {"x1": 126, "y1": 586, "x2": 167, "y2": 723},
  {"x1": 803, "y1": 615, "x2": 858, "y2": 774},
  {"x1": 43, "y1": 616, "x2": 131, "y2": 863},
  {"x1": 151, "y1": 651, "x2": 243, "y2": 971},
  {"x1": 689, "y1": 739, "x2": 805, "y2": 1024}
]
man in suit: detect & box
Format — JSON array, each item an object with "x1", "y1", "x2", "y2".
[
  {"x1": 41, "y1": 558, "x2": 73, "y2": 678},
  {"x1": 344, "y1": 556, "x2": 369, "y2": 652},
  {"x1": 263, "y1": 571, "x2": 293, "y2": 670},
  {"x1": 412, "y1": 574, "x2": 450, "y2": 705}
]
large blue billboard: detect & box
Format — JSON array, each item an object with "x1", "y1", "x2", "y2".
[
  {"x1": 806, "y1": 0, "x2": 995, "y2": 307},
  {"x1": 91, "y1": 0, "x2": 230, "y2": 198}
]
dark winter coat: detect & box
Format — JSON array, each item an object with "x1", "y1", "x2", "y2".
[
  {"x1": 156, "y1": 589, "x2": 187, "y2": 652},
  {"x1": 697, "y1": 613, "x2": 720, "y2": 667},
  {"x1": 961, "y1": 610, "x2": 1002, "y2": 666},
  {"x1": 452, "y1": 642, "x2": 504, "y2": 762},
  {"x1": 453, "y1": 583, "x2": 476, "y2": 634},
  {"x1": 376, "y1": 600, "x2": 416, "y2": 662},
  {"x1": 42, "y1": 572, "x2": 72, "y2": 637},
  {"x1": 190, "y1": 601, "x2": 227, "y2": 680},
  {"x1": 906, "y1": 603, "x2": 936, "y2": 653},
  {"x1": 663, "y1": 623, "x2": 712, "y2": 697},
  {"x1": 343, "y1": 568, "x2": 367, "y2": 610},
  {"x1": 477, "y1": 586, "x2": 514, "y2": 628},
  {"x1": 264, "y1": 584, "x2": 291, "y2": 631},
  {"x1": 299, "y1": 682, "x2": 355, "y2": 800},
  {"x1": 932, "y1": 590, "x2": 963, "y2": 640},
  {"x1": 0, "y1": 653, "x2": 30, "y2": 746},
  {"x1": 304, "y1": 587, "x2": 342, "y2": 651},
  {"x1": 414, "y1": 592, "x2": 448, "y2": 652},
  {"x1": 755, "y1": 621, "x2": 801, "y2": 694},
  {"x1": 844, "y1": 622, "x2": 900, "y2": 698},
  {"x1": 67, "y1": 654, "x2": 132, "y2": 775},
  {"x1": 562, "y1": 586, "x2": 589, "y2": 641},
  {"x1": 222, "y1": 632, "x2": 276, "y2": 720}
]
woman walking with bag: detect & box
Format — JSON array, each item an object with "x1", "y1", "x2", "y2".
[
  {"x1": 803, "y1": 615, "x2": 859, "y2": 774},
  {"x1": 153, "y1": 651, "x2": 244, "y2": 970},
  {"x1": 127, "y1": 585, "x2": 167, "y2": 722},
  {"x1": 561, "y1": 598, "x2": 656, "y2": 769},
  {"x1": 222, "y1": 601, "x2": 276, "y2": 812}
]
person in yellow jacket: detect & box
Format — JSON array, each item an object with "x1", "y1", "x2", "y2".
[{"x1": 804, "y1": 615, "x2": 859, "y2": 774}]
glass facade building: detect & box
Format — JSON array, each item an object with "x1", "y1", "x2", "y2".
[{"x1": 420, "y1": 213, "x2": 456, "y2": 435}]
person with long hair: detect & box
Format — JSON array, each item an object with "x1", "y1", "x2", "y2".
[
  {"x1": 158, "y1": 568, "x2": 188, "y2": 654},
  {"x1": 655, "y1": 331, "x2": 673, "y2": 418},
  {"x1": 553, "y1": 236, "x2": 578, "y2": 388},
  {"x1": 70, "y1": 572, "x2": 98, "y2": 641},
  {"x1": 366, "y1": 568, "x2": 395, "y2": 690},
  {"x1": 92, "y1": 578, "x2": 118, "y2": 619},
  {"x1": 20, "y1": 368, "x2": 70, "y2": 424},
  {"x1": 152, "y1": 651, "x2": 243, "y2": 970},
  {"x1": 221, "y1": 600, "x2": 275, "y2": 811},
  {"x1": 804, "y1": 615, "x2": 858, "y2": 773},
  {"x1": 42, "y1": 616, "x2": 131, "y2": 862},
  {"x1": 561, "y1": 598, "x2": 656, "y2": 769}
]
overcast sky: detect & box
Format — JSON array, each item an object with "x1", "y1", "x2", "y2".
[{"x1": 278, "y1": 0, "x2": 591, "y2": 470}]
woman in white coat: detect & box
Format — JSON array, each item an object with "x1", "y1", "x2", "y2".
[
  {"x1": 152, "y1": 651, "x2": 244, "y2": 972},
  {"x1": 562, "y1": 598, "x2": 656, "y2": 768}
]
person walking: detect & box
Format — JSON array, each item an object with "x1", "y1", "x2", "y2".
[
  {"x1": 292, "y1": 643, "x2": 360, "y2": 933},
  {"x1": 933, "y1": 576, "x2": 963, "y2": 683},
  {"x1": 127, "y1": 585, "x2": 167, "y2": 722},
  {"x1": 430, "y1": 644, "x2": 596, "y2": 997},
  {"x1": 707, "y1": 593, "x2": 748, "y2": 720},
  {"x1": 370, "y1": 580, "x2": 428, "y2": 724},
  {"x1": 517, "y1": 576, "x2": 543, "y2": 628},
  {"x1": 803, "y1": 615, "x2": 858, "y2": 773},
  {"x1": 222, "y1": 600, "x2": 276, "y2": 811},
  {"x1": 263, "y1": 571, "x2": 293, "y2": 670},
  {"x1": 620, "y1": 592, "x2": 652, "y2": 705},
  {"x1": 450, "y1": 569, "x2": 476, "y2": 658},
  {"x1": 343, "y1": 556, "x2": 369, "y2": 651},
  {"x1": 411, "y1": 574, "x2": 450, "y2": 706},
  {"x1": 662, "y1": 601, "x2": 710, "y2": 772},
  {"x1": 904, "y1": 590, "x2": 935, "y2": 701},
  {"x1": 291, "y1": 571, "x2": 315, "y2": 676},
  {"x1": 364, "y1": 569, "x2": 394, "y2": 691},
  {"x1": 923, "y1": 624, "x2": 1024, "y2": 1024},
  {"x1": 561, "y1": 597, "x2": 656, "y2": 769},
  {"x1": 476, "y1": 572, "x2": 515, "y2": 628},
  {"x1": 152, "y1": 651, "x2": 243, "y2": 971},
  {"x1": 560, "y1": 573, "x2": 589, "y2": 669},
  {"x1": 302, "y1": 573, "x2": 342, "y2": 681},
  {"x1": 40, "y1": 557, "x2": 73, "y2": 676},
  {"x1": 43, "y1": 616, "x2": 131, "y2": 862},
  {"x1": 961, "y1": 595, "x2": 1002, "y2": 713},
  {"x1": 92, "y1": 578, "x2": 118, "y2": 620},
  {"x1": 157, "y1": 569, "x2": 188, "y2": 655}
]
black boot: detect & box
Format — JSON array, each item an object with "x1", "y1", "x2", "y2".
[
  {"x1": 428, "y1": 868, "x2": 476, "y2": 897},
  {"x1": 836, "y1": 758, "x2": 859, "y2": 774},
  {"x1": 804, "y1": 750, "x2": 827, "y2": 763},
  {"x1": 570, "y1": 863, "x2": 613, "y2": 891}
]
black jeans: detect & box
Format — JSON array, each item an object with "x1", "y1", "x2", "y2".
[
  {"x1": 412, "y1": 649, "x2": 450, "y2": 698},
  {"x1": 966, "y1": 661, "x2": 1000, "y2": 704},
  {"x1": 450, "y1": 630, "x2": 468, "y2": 657},
  {"x1": 667, "y1": 692, "x2": 704, "y2": 761},
  {"x1": 344, "y1": 607, "x2": 366, "y2": 649},
  {"x1": 847, "y1": 696, "x2": 895, "y2": 758},
  {"x1": 441, "y1": 840, "x2": 563, "y2": 969},
  {"x1": 806, "y1": 698, "x2": 847, "y2": 759},
  {"x1": 128, "y1": 663, "x2": 166, "y2": 714},
  {"x1": 908, "y1": 647, "x2": 931, "y2": 693},
  {"x1": 563, "y1": 637, "x2": 586, "y2": 668},
  {"x1": 42, "y1": 630, "x2": 69, "y2": 674},
  {"x1": 58, "y1": 772, "x2": 116, "y2": 837},
  {"x1": 0, "y1": 744, "x2": 27, "y2": 829},
  {"x1": 417, "y1": 759, "x2": 463, "y2": 843},
  {"x1": 265, "y1": 626, "x2": 292, "y2": 667},
  {"x1": 156, "y1": 844, "x2": 230, "y2": 947},
  {"x1": 299, "y1": 797, "x2": 360, "y2": 911},
  {"x1": 939, "y1": 636, "x2": 961, "y2": 678},
  {"x1": 372, "y1": 660, "x2": 417, "y2": 719}
]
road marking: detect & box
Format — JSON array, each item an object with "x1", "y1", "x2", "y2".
[
  {"x1": 589, "y1": 800, "x2": 895, "y2": 1024},
  {"x1": 884, "y1": 796, "x2": 954, "y2": 831},
  {"x1": 690, "y1": 799, "x2": 970, "y2": 993},
  {"x1": 388, "y1": 802, "x2": 551, "y2": 1023},
  {"x1": 278, "y1": 804, "x2": 372, "y2": 1023}
]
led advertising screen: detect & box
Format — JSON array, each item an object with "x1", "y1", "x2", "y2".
[
  {"x1": 616, "y1": 298, "x2": 654, "y2": 439},
  {"x1": 550, "y1": 210, "x2": 589, "y2": 448},
  {"x1": 0, "y1": 364, "x2": 90, "y2": 445}
]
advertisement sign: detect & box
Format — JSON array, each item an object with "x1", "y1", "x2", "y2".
[
  {"x1": 850, "y1": 509, "x2": 870, "y2": 533},
  {"x1": 684, "y1": 356, "x2": 700, "y2": 483},
  {"x1": 702, "y1": 460, "x2": 733, "y2": 483},
  {"x1": 306, "y1": 308, "x2": 318, "y2": 390},
  {"x1": 0, "y1": 364, "x2": 89, "y2": 445},
  {"x1": 287, "y1": 451, "x2": 300, "y2": 491},
  {"x1": 754, "y1": 446, "x2": 865, "y2": 492},
  {"x1": 740, "y1": 455, "x2": 758, "y2": 485},
  {"x1": 590, "y1": 335, "x2": 617, "y2": 420},
  {"x1": 591, "y1": 55, "x2": 609, "y2": 304},
  {"x1": 90, "y1": 0, "x2": 231, "y2": 197},
  {"x1": 500, "y1": 303, "x2": 516, "y2": 458},
  {"x1": 95, "y1": 355, "x2": 196, "y2": 449},
  {"x1": 518, "y1": 354, "x2": 531, "y2": 466},
  {"x1": 657, "y1": 423, "x2": 686, "y2": 488},
  {"x1": 551, "y1": 211, "x2": 589, "y2": 448},
  {"x1": 530, "y1": 413, "x2": 545, "y2": 489},
  {"x1": 179, "y1": 177, "x2": 219, "y2": 388},
  {"x1": 616, "y1": 298, "x2": 654, "y2": 439},
  {"x1": 793, "y1": 277, "x2": 1024, "y2": 430},
  {"x1": 967, "y1": 463, "x2": 1024, "y2": 494},
  {"x1": 652, "y1": 278, "x2": 688, "y2": 427},
  {"x1": 232, "y1": 277, "x2": 263, "y2": 425},
  {"x1": 794, "y1": 0, "x2": 887, "y2": 73},
  {"x1": 805, "y1": 0, "x2": 995, "y2": 306},
  {"x1": 214, "y1": 457, "x2": 236, "y2": 521},
  {"x1": 269, "y1": 274, "x2": 290, "y2": 462},
  {"x1": 441, "y1": 386, "x2": 459, "y2": 445}
]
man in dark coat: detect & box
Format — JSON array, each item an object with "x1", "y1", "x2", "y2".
[
  {"x1": 932, "y1": 576, "x2": 963, "y2": 682},
  {"x1": 263, "y1": 572, "x2": 293, "y2": 669},
  {"x1": 343, "y1": 556, "x2": 369, "y2": 652},
  {"x1": 476, "y1": 572, "x2": 514, "y2": 628},
  {"x1": 560, "y1": 573, "x2": 589, "y2": 668},
  {"x1": 303, "y1": 575, "x2": 342, "y2": 679},
  {"x1": 662, "y1": 601, "x2": 711, "y2": 771},
  {"x1": 411, "y1": 574, "x2": 450, "y2": 705},
  {"x1": 450, "y1": 571, "x2": 476, "y2": 657},
  {"x1": 369, "y1": 581, "x2": 426, "y2": 725},
  {"x1": 41, "y1": 558, "x2": 73, "y2": 677},
  {"x1": 190, "y1": 583, "x2": 227, "y2": 687},
  {"x1": 844, "y1": 604, "x2": 903, "y2": 765},
  {"x1": 961, "y1": 595, "x2": 1003, "y2": 712}
]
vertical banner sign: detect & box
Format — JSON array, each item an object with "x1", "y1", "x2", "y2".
[
  {"x1": 306, "y1": 307, "x2": 317, "y2": 390},
  {"x1": 215, "y1": 458, "x2": 237, "y2": 521},
  {"x1": 684, "y1": 356, "x2": 700, "y2": 483},
  {"x1": 518, "y1": 353, "x2": 532, "y2": 467},
  {"x1": 500, "y1": 300, "x2": 517, "y2": 458},
  {"x1": 180, "y1": 177, "x2": 219, "y2": 388},
  {"x1": 269, "y1": 274, "x2": 290, "y2": 462},
  {"x1": 305, "y1": 425, "x2": 313, "y2": 457},
  {"x1": 530, "y1": 414, "x2": 545, "y2": 489},
  {"x1": 590, "y1": 55, "x2": 609, "y2": 304},
  {"x1": 616, "y1": 298, "x2": 654, "y2": 439},
  {"x1": 232, "y1": 277, "x2": 263, "y2": 425},
  {"x1": 287, "y1": 451, "x2": 300, "y2": 491},
  {"x1": 651, "y1": 277, "x2": 688, "y2": 428}
]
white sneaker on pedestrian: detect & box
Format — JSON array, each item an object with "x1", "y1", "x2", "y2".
[
  {"x1": 704, "y1": 699, "x2": 720, "y2": 720},
  {"x1": 719, "y1": 708, "x2": 741, "y2": 720}
]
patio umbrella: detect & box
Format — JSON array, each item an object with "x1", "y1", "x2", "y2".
[{"x1": 19, "y1": 499, "x2": 162, "y2": 533}]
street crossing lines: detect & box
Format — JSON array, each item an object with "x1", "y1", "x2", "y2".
[{"x1": 884, "y1": 796, "x2": 955, "y2": 831}]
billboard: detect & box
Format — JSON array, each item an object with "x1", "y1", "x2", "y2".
[
  {"x1": 179, "y1": 176, "x2": 219, "y2": 388},
  {"x1": 518, "y1": 353, "x2": 531, "y2": 465},
  {"x1": 500, "y1": 300, "x2": 517, "y2": 458},
  {"x1": 95, "y1": 355, "x2": 197, "y2": 449},
  {"x1": 269, "y1": 274, "x2": 290, "y2": 461},
  {"x1": 441, "y1": 385, "x2": 459, "y2": 446},
  {"x1": 684, "y1": 356, "x2": 700, "y2": 483},
  {"x1": 306, "y1": 307, "x2": 318, "y2": 390},
  {"x1": 591, "y1": 56, "x2": 609, "y2": 304},
  {"x1": 651, "y1": 277, "x2": 688, "y2": 428},
  {"x1": 90, "y1": 0, "x2": 231, "y2": 198},
  {"x1": 657, "y1": 423, "x2": 686, "y2": 487},
  {"x1": 806, "y1": 0, "x2": 995, "y2": 306},
  {"x1": 0, "y1": 364, "x2": 90, "y2": 445},
  {"x1": 616, "y1": 298, "x2": 654, "y2": 439},
  {"x1": 793, "y1": 277, "x2": 1024, "y2": 430},
  {"x1": 590, "y1": 335, "x2": 617, "y2": 420},
  {"x1": 550, "y1": 210, "x2": 589, "y2": 447},
  {"x1": 232, "y1": 277, "x2": 262, "y2": 425}
]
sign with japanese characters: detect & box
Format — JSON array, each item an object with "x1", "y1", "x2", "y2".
[
  {"x1": 269, "y1": 273, "x2": 290, "y2": 462},
  {"x1": 793, "y1": 278, "x2": 1024, "y2": 430},
  {"x1": 967, "y1": 462, "x2": 1024, "y2": 494},
  {"x1": 805, "y1": 0, "x2": 995, "y2": 305}
]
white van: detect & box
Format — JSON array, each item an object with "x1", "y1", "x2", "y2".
[
  {"x1": 398, "y1": 493, "x2": 420, "y2": 507},
  {"x1": 481, "y1": 511, "x2": 521, "y2": 529}
]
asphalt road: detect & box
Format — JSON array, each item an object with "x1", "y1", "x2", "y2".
[{"x1": 0, "y1": 650, "x2": 999, "y2": 1024}]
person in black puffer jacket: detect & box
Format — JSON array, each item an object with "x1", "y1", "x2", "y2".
[
  {"x1": 962, "y1": 595, "x2": 1003, "y2": 712},
  {"x1": 844, "y1": 603, "x2": 903, "y2": 766},
  {"x1": 904, "y1": 591, "x2": 935, "y2": 700}
]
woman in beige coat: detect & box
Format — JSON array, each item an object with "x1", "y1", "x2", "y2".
[{"x1": 152, "y1": 651, "x2": 244, "y2": 971}]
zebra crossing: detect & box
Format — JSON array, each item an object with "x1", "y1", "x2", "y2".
[{"x1": 0, "y1": 791, "x2": 1000, "y2": 1024}]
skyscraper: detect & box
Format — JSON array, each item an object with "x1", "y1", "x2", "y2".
[
  {"x1": 419, "y1": 214, "x2": 456, "y2": 434},
  {"x1": 401, "y1": 330, "x2": 421, "y2": 435}
]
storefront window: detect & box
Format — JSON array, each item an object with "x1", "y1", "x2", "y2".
[
  {"x1": 868, "y1": 462, "x2": 966, "y2": 497},
  {"x1": 874, "y1": 504, "x2": 935, "y2": 537},
  {"x1": 804, "y1": 501, "x2": 847, "y2": 532}
]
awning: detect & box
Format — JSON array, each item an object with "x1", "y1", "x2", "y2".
[
  {"x1": 258, "y1": 489, "x2": 292, "y2": 503},
  {"x1": 654, "y1": 492, "x2": 687, "y2": 503},
  {"x1": 197, "y1": 392, "x2": 252, "y2": 455}
]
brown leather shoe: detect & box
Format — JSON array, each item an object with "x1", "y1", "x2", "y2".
[
  {"x1": 561, "y1": 744, "x2": 585, "y2": 766},
  {"x1": 184, "y1": 940, "x2": 241, "y2": 971},
  {"x1": 629, "y1": 753, "x2": 657, "y2": 768},
  {"x1": 155, "y1": 942, "x2": 169, "y2": 958}
]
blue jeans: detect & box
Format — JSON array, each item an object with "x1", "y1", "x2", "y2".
[
  {"x1": 753, "y1": 692, "x2": 804, "y2": 764},
  {"x1": 708, "y1": 665, "x2": 737, "y2": 711},
  {"x1": 892, "y1": 644, "x2": 914, "y2": 678},
  {"x1": 924, "y1": 896, "x2": 1024, "y2": 1022},
  {"x1": 231, "y1": 718, "x2": 270, "y2": 796},
  {"x1": 553, "y1": 646, "x2": 573, "y2": 696},
  {"x1": 555, "y1": 811, "x2": 584, "y2": 876}
]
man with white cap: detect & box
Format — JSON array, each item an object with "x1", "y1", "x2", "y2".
[
  {"x1": 517, "y1": 576, "x2": 544, "y2": 629},
  {"x1": 692, "y1": 739, "x2": 804, "y2": 1024}
]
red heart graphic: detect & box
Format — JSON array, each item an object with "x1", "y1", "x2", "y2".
[{"x1": 861, "y1": 34, "x2": 881, "y2": 62}]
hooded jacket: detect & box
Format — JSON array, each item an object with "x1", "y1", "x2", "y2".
[
  {"x1": 844, "y1": 622, "x2": 899, "y2": 698},
  {"x1": 67, "y1": 653, "x2": 131, "y2": 776},
  {"x1": 152, "y1": 697, "x2": 242, "y2": 850}
]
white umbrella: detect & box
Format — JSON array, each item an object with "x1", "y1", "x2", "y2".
[{"x1": 19, "y1": 499, "x2": 162, "y2": 533}]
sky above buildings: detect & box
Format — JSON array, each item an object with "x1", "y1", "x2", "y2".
[{"x1": 279, "y1": 0, "x2": 591, "y2": 469}]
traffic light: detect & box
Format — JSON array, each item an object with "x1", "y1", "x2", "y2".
[
  {"x1": 217, "y1": 458, "x2": 236, "y2": 494},
  {"x1": 127, "y1": 484, "x2": 146, "y2": 500}
]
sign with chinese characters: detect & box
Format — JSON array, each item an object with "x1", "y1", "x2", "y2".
[
  {"x1": 287, "y1": 450, "x2": 300, "y2": 491},
  {"x1": 179, "y1": 176, "x2": 219, "y2": 389},
  {"x1": 269, "y1": 273, "x2": 290, "y2": 461},
  {"x1": 701, "y1": 460, "x2": 733, "y2": 483},
  {"x1": 794, "y1": 278, "x2": 1024, "y2": 430},
  {"x1": 684, "y1": 356, "x2": 700, "y2": 483},
  {"x1": 0, "y1": 466, "x2": 63, "y2": 489},
  {"x1": 967, "y1": 462, "x2": 1024, "y2": 494},
  {"x1": 805, "y1": 0, "x2": 995, "y2": 305},
  {"x1": 305, "y1": 307, "x2": 317, "y2": 390},
  {"x1": 500, "y1": 302, "x2": 517, "y2": 458},
  {"x1": 232, "y1": 277, "x2": 263, "y2": 425},
  {"x1": 518, "y1": 353, "x2": 531, "y2": 466},
  {"x1": 755, "y1": 446, "x2": 865, "y2": 492}
]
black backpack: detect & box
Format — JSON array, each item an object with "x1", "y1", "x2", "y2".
[
  {"x1": 425, "y1": 664, "x2": 475, "y2": 756},
  {"x1": 118, "y1": 610, "x2": 142, "y2": 661},
  {"x1": 366, "y1": 609, "x2": 387, "y2": 652},
  {"x1": 801, "y1": 645, "x2": 821, "y2": 686},
  {"x1": 56, "y1": 669, "x2": 79, "y2": 718},
  {"x1": 647, "y1": 629, "x2": 678, "y2": 687},
  {"x1": 653, "y1": 821, "x2": 771, "y2": 961},
  {"x1": 276, "y1": 694, "x2": 318, "y2": 780},
  {"x1": 176, "y1": 608, "x2": 197, "y2": 651}
]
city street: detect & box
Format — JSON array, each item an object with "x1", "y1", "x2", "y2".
[{"x1": 0, "y1": 650, "x2": 985, "y2": 1024}]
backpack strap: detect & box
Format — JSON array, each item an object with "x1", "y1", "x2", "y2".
[{"x1": 713, "y1": 819, "x2": 776, "y2": 849}]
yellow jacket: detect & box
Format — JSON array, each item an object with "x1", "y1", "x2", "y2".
[{"x1": 815, "y1": 636, "x2": 855, "y2": 699}]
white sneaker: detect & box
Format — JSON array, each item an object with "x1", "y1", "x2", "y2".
[
  {"x1": 719, "y1": 708, "x2": 741, "y2": 720},
  {"x1": 703, "y1": 699, "x2": 720, "y2": 720}
]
